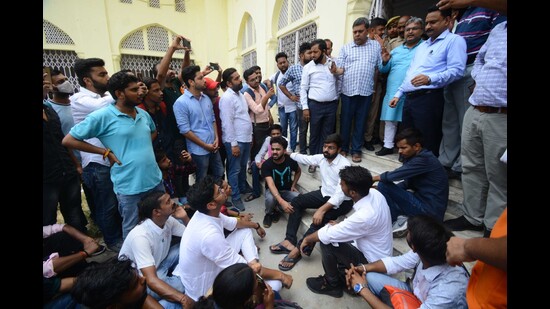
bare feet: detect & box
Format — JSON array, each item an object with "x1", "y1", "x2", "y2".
[{"x1": 281, "y1": 272, "x2": 293, "y2": 289}]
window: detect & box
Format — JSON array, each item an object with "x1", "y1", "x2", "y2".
[
  {"x1": 175, "y1": 0, "x2": 186, "y2": 12},
  {"x1": 119, "y1": 55, "x2": 188, "y2": 80},
  {"x1": 242, "y1": 51, "x2": 257, "y2": 72},
  {"x1": 43, "y1": 50, "x2": 80, "y2": 91},
  {"x1": 43, "y1": 20, "x2": 74, "y2": 45},
  {"x1": 120, "y1": 0, "x2": 132, "y2": 3},
  {"x1": 278, "y1": 23, "x2": 317, "y2": 65},
  {"x1": 240, "y1": 15, "x2": 257, "y2": 71},
  {"x1": 278, "y1": 0, "x2": 316, "y2": 30},
  {"x1": 149, "y1": 0, "x2": 160, "y2": 8}
]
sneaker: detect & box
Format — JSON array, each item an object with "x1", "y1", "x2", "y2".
[
  {"x1": 232, "y1": 199, "x2": 245, "y2": 212},
  {"x1": 107, "y1": 241, "x2": 123, "y2": 253},
  {"x1": 392, "y1": 216, "x2": 408, "y2": 238},
  {"x1": 375, "y1": 147, "x2": 394, "y2": 156},
  {"x1": 306, "y1": 275, "x2": 343, "y2": 298},
  {"x1": 89, "y1": 245, "x2": 107, "y2": 256},
  {"x1": 444, "y1": 216, "x2": 483, "y2": 232},
  {"x1": 263, "y1": 213, "x2": 273, "y2": 228},
  {"x1": 271, "y1": 211, "x2": 281, "y2": 223}
]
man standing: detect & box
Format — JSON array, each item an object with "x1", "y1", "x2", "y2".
[
  {"x1": 332, "y1": 17, "x2": 382, "y2": 163},
  {"x1": 279, "y1": 42, "x2": 313, "y2": 155},
  {"x1": 389, "y1": 15, "x2": 411, "y2": 51},
  {"x1": 118, "y1": 191, "x2": 192, "y2": 308},
  {"x1": 219, "y1": 68, "x2": 253, "y2": 211},
  {"x1": 374, "y1": 128, "x2": 448, "y2": 237},
  {"x1": 173, "y1": 65, "x2": 224, "y2": 183},
  {"x1": 300, "y1": 39, "x2": 339, "y2": 173},
  {"x1": 270, "y1": 134, "x2": 353, "y2": 271},
  {"x1": 301, "y1": 165, "x2": 392, "y2": 298},
  {"x1": 261, "y1": 136, "x2": 301, "y2": 228},
  {"x1": 271, "y1": 52, "x2": 298, "y2": 152},
  {"x1": 324, "y1": 39, "x2": 334, "y2": 58},
  {"x1": 388, "y1": 6, "x2": 466, "y2": 157},
  {"x1": 70, "y1": 58, "x2": 123, "y2": 250},
  {"x1": 63, "y1": 71, "x2": 165, "y2": 240}
]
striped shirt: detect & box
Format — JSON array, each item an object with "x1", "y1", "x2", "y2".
[
  {"x1": 336, "y1": 39, "x2": 382, "y2": 97},
  {"x1": 279, "y1": 63, "x2": 304, "y2": 109},
  {"x1": 455, "y1": 7, "x2": 506, "y2": 59}
]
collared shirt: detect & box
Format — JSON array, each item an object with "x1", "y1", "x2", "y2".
[
  {"x1": 455, "y1": 7, "x2": 506, "y2": 58},
  {"x1": 173, "y1": 212, "x2": 245, "y2": 301},
  {"x1": 389, "y1": 36, "x2": 405, "y2": 51},
  {"x1": 70, "y1": 87, "x2": 115, "y2": 168},
  {"x1": 336, "y1": 39, "x2": 382, "y2": 97},
  {"x1": 243, "y1": 86, "x2": 270, "y2": 124},
  {"x1": 173, "y1": 90, "x2": 216, "y2": 155},
  {"x1": 394, "y1": 29, "x2": 466, "y2": 98},
  {"x1": 271, "y1": 71, "x2": 296, "y2": 113},
  {"x1": 299, "y1": 60, "x2": 339, "y2": 110},
  {"x1": 382, "y1": 251, "x2": 469, "y2": 308},
  {"x1": 289, "y1": 153, "x2": 351, "y2": 207},
  {"x1": 219, "y1": 88, "x2": 253, "y2": 146},
  {"x1": 279, "y1": 63, "x2": 304, "y2": 109},
  {"x1": 118, "y1": 217, "x2": 185, "y2": 274},
  {"x1": 69, "y1": 103, "x2": 162, "y2": 195},
  {"x1": 254, "y1": 136, "x2": 292, "y2": 164},
  {"x1": 317, "y1": 190, "x2": 393, "y2": 262},
  {"x1": 42, "y1": 224, "x2": 65, "y2": 278},
  {"x1": 469, "y1": 21, "x2": 507, "y2": 108}
]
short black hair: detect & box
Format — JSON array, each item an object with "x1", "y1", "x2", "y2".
[
  {"x1": 74, "y1": 58, "x2": 105, "y2": 87},
  {"x1": 269, "y1": 123, "x2": 283, "y2": 134},
  {"x1": 428, "y1": 4, "x2": 452, "y2": 18},
  {"x1": 339, "y1": 166, "x2": 373, "y2": 197},
  {"x1": 311, "y1": 39, "x2": 327, "y2": 51},
  {"x1": 107, "y1": 71, "x2": 139, "y2": 99},
  {"x1": 187, "y1": 175, "x2": 217, "y2": 214},
  {"x1": 221, "y1": 68, "x2": 238, "y2": 88},
  {"x1": 181, "y1": 65, "x2": 201, "y2": 88},
  {"x1": 324, "y1": 133, "x2": 342, "y2": 148},
  {"x1": 243, "y1": 67, "x2": 257, "y2": 82},
  {"x1": 353, "y1": 17, "x2": 370, "y2": 28},
  {"x1": 275, "y1": 52, "x2": 288, "y2": 62},
  {"x1": 395, "y1": 127, "x2": 423, "y2": 147},
  {"x1": 299, "y1": 42, "x2": 312, "y2": 55},
  {"x1": 137, "y1": 190, "x2": 165, "y2": 222},
  {"x1": 370, "y1": 17, "x2": 388, "y2": 28},
  {"x1": 270, "y1": 136, "x2": 288, "y2": 150},
  {"x1": 142, "y1": 77, "x2": 159, "y2": 90},
  {"x1": 408, "y1": 215, "x2": 454, "y2": 266}
]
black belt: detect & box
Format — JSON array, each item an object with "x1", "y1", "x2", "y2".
[
  {"x1": 404, "y1": 88, "x2": 443, "y2": 99},
  {"x1": 309, "y1": 98, "x2": 338, "y2": 104},
  {"x1": 253, "y1": 121, "x2": 270, "y2": 127},
  {"x1": 466, "y1": 54, "x2": 477, "y2": 65},
  {"x1": 473, "y1": 105, "x2": 507, "y2": 114}
]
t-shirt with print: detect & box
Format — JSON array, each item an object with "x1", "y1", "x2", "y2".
[{"x1": 261, "y1": 154, "x2": 298, "y2": 191}]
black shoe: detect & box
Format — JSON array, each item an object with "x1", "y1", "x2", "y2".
[
  {"x1": 306, "y1": 275, "x2": 343, "y2": 298},
  {"x1": 447, "y1": 169, "x2": 462, "y2": 180},
  {"x1": 372, "y1": 137, "x2": 382, "y2": 145},
  {"x1": 263, "y1": 213, "x2": 273, "y2": 228},
  {"x1": 364, "y1": 141, "x2": 375, "y2": 151},
  {"x1": 272, "y1": 211, "x2": 281, "y2": 223},
  {"x1": 444, "y1": 216, "x2": 483, "y2": 231},
  {"x1": 375, "y1": 147, "x2": 394, "y2": 156}
]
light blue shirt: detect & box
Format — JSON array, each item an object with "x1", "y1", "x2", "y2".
[
  {"x1": 173, "y1": 90, "x2": 216, "y2": 155},
  {"x1": 336, "y1": 39, "x2": 382, "y2": 97},
  {"x1": 69, "y1": 103, "x2": 162, "y2": 195},
  {"x1": 219, "y1": 88, "x2": 252, "y2": 146},
  {"x1": 394, "y1": 29, "x2": 467, "y2": 98},
  {"x1": 382, "y1": 250, "x2": 469, "y2": 308}
]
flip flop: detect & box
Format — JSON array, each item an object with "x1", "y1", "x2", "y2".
[
  {"x1": 269, "y1": 242, "x2": 292, "y2": 255},
  {"x1": 278, "y1": 254, "x2": 302, "y2": 271},
  {"x1": 244, "y1": 194, "x2": 259, "y2": 202}
]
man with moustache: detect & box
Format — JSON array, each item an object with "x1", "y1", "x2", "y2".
[
  {"x1": 173, "y1": 65, "x2": 224, "y2": 183},
  {"x1": 270, "y1": 133, "x2": 353, "y2": 271},
  {"x1": 300, "y1": 39, "x2": 339, "y2": 173},
  {"x1": 63, "y1": 71, "x2": 165, "y2": 240},
  {"x1": 389, "y1": 15, "x2": 411, "y2": 51},
  {"x1": 70, "y1": 58, "x2": 123, "y2": 251},
  {"x1": 219, "y1": 68, "x2": 253, "y2": 211},
  {"x1": 388, "y1": 6, "x2": 466, "y2": 157}
]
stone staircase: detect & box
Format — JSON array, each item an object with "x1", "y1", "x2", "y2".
[{"x1": 288, "y1": 143, "x2": 481, "y2": 272}]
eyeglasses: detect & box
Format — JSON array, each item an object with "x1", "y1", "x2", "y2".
[{"x1": 405, "y1": 27, "x2": 422, "y2": 32}]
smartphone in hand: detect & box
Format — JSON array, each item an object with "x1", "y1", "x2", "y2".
[
  {"x1": 182, "y1": 38, "x2": 192, "y2": 50},
  {"x1": 43, "y1": 67, "x2": 52, "y2": 84},
  {"x1": 209, "y1": 62, "x2": 220, "y2": 71}
]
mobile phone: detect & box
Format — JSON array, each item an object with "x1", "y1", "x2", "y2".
[
  {"x1": 255, "y1": 273, "x2": 267, "y2": 290},
  {"x1": 43, "y1": 67, "x2": 52, "y2": 84},
  {"x1": 182, "y1": 38, "x2": 192, "y2": 50},
  {"x1": 209, "y1": 62, "x2": 220, "y2": 71}
]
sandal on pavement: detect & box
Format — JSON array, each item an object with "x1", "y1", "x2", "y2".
[
  {"x1": 244, "y1": 194, "x2": 259, "y2": 202},
  {"x1": 352, "y1": 154, "x2": 362, "y2": 163},
  {"x1": 269, "y1": 242, "x2": 292, "y2": 255},
  {"x1": 279, "y1": 254, "x2": 302, "y2": 271}
]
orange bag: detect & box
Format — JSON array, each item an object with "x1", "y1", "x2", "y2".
[{"x1": 380, "y1": 285, "x2": 422, "y2": 309}]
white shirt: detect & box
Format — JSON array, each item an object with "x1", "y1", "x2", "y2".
[
  {"x1": 317, "y1": 189, "x2": 393, "y2": 262},
  {"x1": 271, "y1": 71, "x2": 295, "y2": 113},
  {"x1": 219, "y1": 88, "x2": 253, "y2": 146},
  {"x1": 173, "y1": 212, "x2": 246, "y2": 301},
  {"x1": 289, "y1": 153, "x2": 351, "y2": 208},
  {"x1": 118, "y1": 217, "x2": 185, "y2": 274},
  {"x1": 70, "y1": 87, "x2": 115, "y2": 168},
  {"x1": 299, "y1": 59, "x2": 339, "y2": 110},
  {"x1": 254, "y1": 136, "x2": 292, "y2": 164}
]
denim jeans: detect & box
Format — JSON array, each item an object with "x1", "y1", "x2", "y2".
[
  {"x1": 251, "y1": 163, "x2": 262, "y2": 197},
  {"x1": 116, "y1": 182, "x2": 165, "y2": 239},
  {"x1": 191, "y1": 152, "x2": 224, "y2": 183},
  {"x1": 278, "y1": 107, "x2": 298, "y2": 151},
  {"x1": 148, "y1": 243, "x2": 185, "y2": 307},
  {"x1": 340, "y1": 94, "x2": 372, "y2": 155},
  {"x1": 376, "y1": 182, "x2": 444, "y2": 222},
  {"x1": 264, "y1": 189, "x2": 299, "y2": 214},
  {"x1": 82, "y1": 163, "x2": 122, "y2": 247},
  {"x1": 224, "y1": 141, "x2": 251, "y2": 202},
  {"x1": 297, "y1": 109, "x2": 309, "y2": 154},
  {"x1": 43, "y1": 293, "x2": 80, "y2": 309},
  {"x1": 366, "y1": 272, "x2": 412, "y2": 297},
  {"x1": 43, "y1": 173, "x2": 87, "y2": 233}
]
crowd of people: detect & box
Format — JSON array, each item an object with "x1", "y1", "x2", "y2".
[{"x1": 43, "y1": 0, "x2": 507, "y2": 307}]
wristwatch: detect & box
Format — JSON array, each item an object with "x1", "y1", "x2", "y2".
[{"x1": 353, "y1": 283, "x2": 366, "y2": 294}]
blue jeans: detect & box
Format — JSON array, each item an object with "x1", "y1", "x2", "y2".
[
  {"x1": 148, "y1": 244, "x2": 185, "y2": 308},
  {"x1": 116, "y1": 182, "x2": 165, "y2": 239},
  {"x1": 278, "y1": 107, "x2": 298, "y2": 151},
  {"x1": 340, "y1": 94, "x2": 372, "y2": 155},
  {"x1": 264, "y1": 189, "x2": 299, "y2": 214},
  {"x1": 366, "y1": 272, "x2": 412, "y2": 297},
  {"x1": 376, "y1": 182, "x2": 444, "y2": 222},
  {"x1": 224, "y1": 141, "x2": 251, "y2": 202},
  {"x1": 251, "y1": 163, "x2": 262, "y2": 197},
  {"x1": 43, "y1": 173, "x2": 87, "y2": 233},
  {"x1": 191, "y1": 152, "x2": 224, "y2": 183},
  {"x1": 82, "y1": 163, "x2": 122, "y2": 247},
  {"x1": 44, "y1": 293, "x2": 80, "y2": 309}
]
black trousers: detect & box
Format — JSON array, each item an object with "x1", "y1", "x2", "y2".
[{"x1": 321, "y1": 242, "x2": 369, "y2": 287}]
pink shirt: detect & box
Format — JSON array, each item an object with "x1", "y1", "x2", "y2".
[
  {"x1": 43, "y1": 224, "x2": 65, "y2": 278},
  {"x1": 244, "y1": 86, "x2": 270, "y2": 124}
]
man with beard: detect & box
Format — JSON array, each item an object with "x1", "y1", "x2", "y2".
[
  {"x1": 63, "y1": 71, "x2": 165, "y2": 240},
  {"x1": 300, "y1": 39, "x2": 339, "y2": 173},
  {"x1": 219, "y1": 68, "x2": 253, "y2": 212},
  {"x1": 173, "y1": 65, "x2": 224, "y2": 183},
  {"x1": 70, "y1": 58, "x2": 123, "y2": 251},
  {"x1": 279, "y1": 42, "x2": 313, "y2": 155},
  {"x1": 269, "y1": 133, "x2": 353, "y2": 271}
]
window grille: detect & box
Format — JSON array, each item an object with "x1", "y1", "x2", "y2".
[
  {"x1": 242, "y1": 15, "x2": 256, "y2": 50},
  {"x1": 120, "y1": 54, "x2": 190, "y2": 79},
  {"x1": 147, "y1": 26, "x2": 169, "y2": 52},
  {"x1": 290, "y1": 0, "x2": 303, "y2": 23},
  {"x1": 120, "y1": 0, "x2": 132, "y2": 3},
  {"x1": 278, "y1": 22, "x2": 316, "y2": 65},
  {"x1": 43, "y1": 50, "x2": 80, "y2": 91},
  {"x1": 149, "y1": 0, "x2": 160, "y2": 8},
  {"x1": 278, "y1": 0, "x2": 289, "y2": 30},
  {"x1": 175, "y1": 0, "x2": 186, "y2": 12},
  {"x1": 278, "y1": 0, "x2": 316, "y2": 30},
  {"x1": 121, "y1": 31, "x2": 145, "y2": 50},
  {"x1": 306, "y1": 0, "x2": 316, "y2": 14},
  {"x1": 43, "y1": 20, "x2": 74, "y2": 45},
  {"x1": 242, "y1": 50, "x2": 257, "y2": 72}
]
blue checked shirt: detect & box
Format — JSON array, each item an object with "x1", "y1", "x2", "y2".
[
  {"x1": 279, "y1": 63, "x2": 304, "y2": 109},
  {"x1": 336, "y1": 39, "x2": 382, "y2": 97}
]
